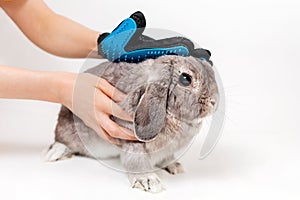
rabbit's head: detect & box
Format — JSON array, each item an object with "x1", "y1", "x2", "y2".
[{"x1": 133, "y1": 55, "x2": 219, "y2": 142}]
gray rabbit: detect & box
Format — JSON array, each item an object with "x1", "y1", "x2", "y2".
[{"x1": 45, "y1": 55, "x2": 219, "y2": 193}]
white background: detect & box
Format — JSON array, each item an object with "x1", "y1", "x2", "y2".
[{"x1": 1, "y1": 0, "x2": 300, "y2": 199}]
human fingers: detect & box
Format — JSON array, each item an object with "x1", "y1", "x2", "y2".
[
  {"x1": 97, "y1": 112, "x2": 137, "y2": 141},
  {"x1": 96, "y1": 125, "x2": 122, "y2": 145},
  {"x1": 96, "y1": 78, "x2": 126, "y2": 103},
  {"x1": 94, "y1": 89, "x2": 133, "y2": 122}
]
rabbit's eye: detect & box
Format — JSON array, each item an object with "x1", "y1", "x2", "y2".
[{"x1": 179, "y1": 73, "x2": 192, "y2": 86}]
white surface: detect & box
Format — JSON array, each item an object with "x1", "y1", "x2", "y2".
[{"x1": 1, "y1": 0, "x2": 300, "y2": 199}]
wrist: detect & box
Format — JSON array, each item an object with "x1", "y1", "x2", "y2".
[
  {"x1": 54, "y1": 72, "x2": 77, "y2": 109},
  {"x1": 89, "y1": 32, "x2": 104, "y2": 59}
]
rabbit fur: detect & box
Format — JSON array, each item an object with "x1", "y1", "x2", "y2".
[{"x1": 45, "y1": 55, "x2": 219, "y2": 193}]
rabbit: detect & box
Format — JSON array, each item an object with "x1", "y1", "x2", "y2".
[{"x1": 45, "y1": 55, "x2": 219, "y2": 193}]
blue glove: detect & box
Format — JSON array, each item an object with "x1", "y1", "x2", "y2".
[
  {"x1": 98, "y1": 11, "x2": 213, "y2": 65},
  {"x1": 191, "y1": 48, "x2": 213, "y2": 66}
]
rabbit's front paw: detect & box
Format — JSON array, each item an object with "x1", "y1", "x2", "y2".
[
  {"x1": 130, "y1": 173, "x2": 165, "y2": 193},
  {"x1": 164, "y1": 162, "x2": 184, "y2": 175}
]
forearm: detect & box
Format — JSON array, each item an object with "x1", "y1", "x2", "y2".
[
  {"x1": 1, "y1": 0, "x2": 100, "y2": 58},
  {"x1": 0, "y1": 65, "x2": 76, "y2": 105}
]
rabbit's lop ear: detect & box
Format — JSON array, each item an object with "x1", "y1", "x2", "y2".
[{"x1": 134, "y1": 67, "x2": 171, "y2": 142}]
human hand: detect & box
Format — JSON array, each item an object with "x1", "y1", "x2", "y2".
[{"x1": 59, "y1": 72, "x2": 137, "y2": 144}]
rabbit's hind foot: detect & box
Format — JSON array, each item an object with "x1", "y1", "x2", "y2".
[{"x1": 43, "y1": 142, "x2": 74, "y2": 162}]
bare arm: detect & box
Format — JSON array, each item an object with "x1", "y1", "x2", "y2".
[
  {"x1": 0, "y1": 65, "x2": 70, "y2": 103},
  {"x1": 0, "y1": 0, "x2": 100, "y2": 58},
  {"x1": 0, "y1": 65, "x2": 136, "y2": 141},
  {"x1": 0, "y1": 1, "x2": 137, "y2": 141}
]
